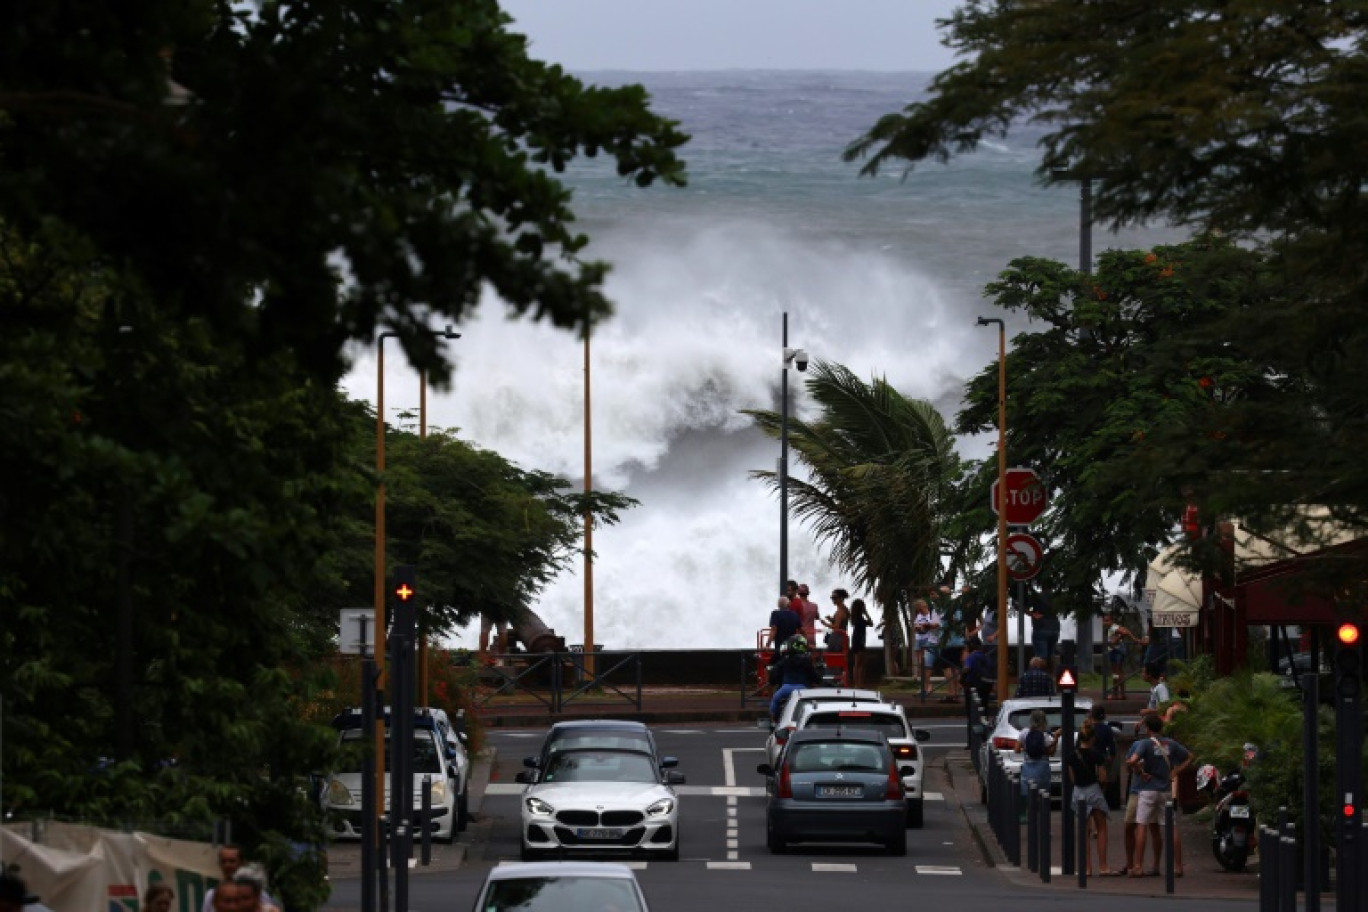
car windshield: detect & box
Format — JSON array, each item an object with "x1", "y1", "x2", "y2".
[
  {"x1": 788, "y1": 741, "x2": 887, "y2": 774},
  {"x1": 481, "y1": 875, "x2": 644, "y2": 912},
  {"x1": 548, "y1": 733, "x2": 653, "y2": 757},
  {"x1": 1005, "y1": 708, "x2": 1089, "y2": 732},
  {"x1": 542, "y1": 750, "x2": 658, "y2": 784},
  {"x1": 338, "y1": 729, "x2": 443, "y2": 775},
  {"x1": 804, "y1": 713, "x2": 907, "y2": 740}
]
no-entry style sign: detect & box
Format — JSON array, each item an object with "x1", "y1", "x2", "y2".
[
  {"x1": 991, "y1": 467, "x2": 1049, "y2": 526},
  {"x1": 1005, "y1": 532, "x2": 1044, "y2": 581}
]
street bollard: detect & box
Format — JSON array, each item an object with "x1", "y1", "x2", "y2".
[
  {"x1": 1027, "y1": 775, "x2": 1039, "y2": 873},
  {"x1": 1039, "y1": 788, "x2": 1052, "y2": 884},
  {"x1": 1258, "y1": 825, "x2": 1277, "y2": 912},
  {"x1": 1164, "y1": 799, "x2": 1175, "y2": 894},
  {"x1": 1281, "y1": 836, "x2": 1297, "y2": 912},
  {"x1": 991, "y1": 753, "x2": 1003, "y2": 843},
  {"x1": 1077, "y1": 797, "x2": 1088, "y2": 888},
  {"x1": 420, "y1": 779, "x2": 432, "y2": 866},
  {"x1": 1007, "y1": 771, "x2": 1021, "y2": 866}
]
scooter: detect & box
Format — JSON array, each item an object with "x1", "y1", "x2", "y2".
[{"x1": 1197, "y1": 744, "x2": 1259, "y2": 871}]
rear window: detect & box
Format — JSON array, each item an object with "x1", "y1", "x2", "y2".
[
  {"x1": 804, "y1": 712, "x2": 907, "y2": 741},
  {"x1": 788, "y1": 741, "x2": 889, "y2": 774},
  {"x1": 1006, "y1": 708, "x2": 1089, "y2": 731}
]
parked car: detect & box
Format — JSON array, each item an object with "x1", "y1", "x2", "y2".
[
  {"x1": 323, "y1": 707, "x2": 469, "y2": 842},
  {"x1": 520, "y1": 720, "x2": 677, "y2": 784},
  {"x1": 764, "y1": 687, "x2": 883, "y2": 766},
  {"x1": 757, "y1": 727, "x2": 911, "y2": 855},
  {"x1": 975, "y1": 696, "x2": 1094, "y2": 802},
  {"x1": 516, "y1": 745, "x2": 682, "y2": 861},
  {"x1": 471, "y1": 861, "x2": 650, "y2": 912},
  {"x1": 796, "y1": 700, "x2": 931, "y2": 827}
]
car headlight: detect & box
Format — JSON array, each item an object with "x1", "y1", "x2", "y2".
[
  {"x1": 645, "y1": 798, "x2": 675, "y2": 818},
  {"x1": 525, "y1": 796, "x2": 555, "y2": 816},
  {"x1": 326, "y1": 779, "x2": 354, "y2": 807},
  {"x1": 429, "y1": 777, "x2": 447, "y2": 804}
]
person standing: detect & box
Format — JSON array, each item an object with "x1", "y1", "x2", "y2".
[
  {"x1": 1014, "y1": 656, "x2": 1057, "y2": 698},
  {"x1": 1090, "y1": 704, "x2": 1123, "y2": 808},
  {"x1": 849, "y1": 597, "x2": 874, "y2": 686},
  {"x1": 1103, "y1": 611, "x2": 1137, "y2": 698},
  {"x1": 1126, "y1": 714, "x2": 1192, "y2": 877},
  {"x1": 961, "y1": 636, "x2": 995, "y2": 713},
  {"x1": 935, "y1": 589, "x2": 967, "y2": 703},
  {"x1": 796, "y1": 583, "x2": 819, "y2": 648},
  {"x1": 1069, "y1": 719, "x2": 1119, "y2": 875},
  {"x1": 1028, "y1": 587, "x2": 1060, "y2": 669},
  {"x1": 978, "y1": 604, "x2": 999, "y2": 663},
  {"x1": 766, "y1": 596, "x2": 801, "y2": 650},
  {"x1": 1143, "y1": 662, "x2": 1171, "y2": 714},
  {"x1": 912, "y1": 598, "x2": 941, "y2": 698},
  {"x1": 877, "y1": 603, "x2": 903, "y2": 676},
  {"x1": 1017, "y1": 708, "x2": 1056, "y2": 816}
]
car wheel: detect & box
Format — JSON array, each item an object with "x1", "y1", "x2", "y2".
[
  {"x1": 885, "y1": 832, "x2": 907, "y2": 856},
  {"x1": 906, "y1": 797, "x2": 924, "y2": 829},
  {"x1": 766, "y1": 819, "x2": 787, "y2": 854}
]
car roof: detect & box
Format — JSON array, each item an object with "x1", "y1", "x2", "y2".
[
  {"x1": 803, "y1": 699, "x2": 902, "y2": 716},
  {"x1": 998, "y1": 697, "x2": 1095, "y2": 712},
  {"x1": 549, "y1": 720, "x2": 650, "y2": 733},
  {"x1": 791, "y1": 687, "x2": 882, "y2": 702},
  {"x1": 788, "y1": 726, "x2": 889, "y2": 745},
  {"x1": 485, "y1": 860, "x2": 639, "y2": 881}
]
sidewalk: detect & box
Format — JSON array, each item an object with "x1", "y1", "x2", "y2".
[{"x1": 937, "y1": 747, "x2": 1263, "y2": 900}]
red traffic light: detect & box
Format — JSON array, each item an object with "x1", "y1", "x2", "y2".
[
  {"x1": 1057, "y1": 668, "x2": 1078, "y2": 691},
  {"x1": 1345, "y1": 803, "x2": 1356, "y2": 818},
  {"x1": 1338, "y1": 623, "x2": 1360, "y2": 647}
]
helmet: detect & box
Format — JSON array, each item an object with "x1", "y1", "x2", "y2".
[
  {"x1": 1196, "y1": 763, "x2": 1218, "y2": 792},
  {"x1": 786, "y1": 635, "x2": 808, "y2": 654}
]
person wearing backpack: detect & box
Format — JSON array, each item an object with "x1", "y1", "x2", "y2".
[
  {"x1": 1125, "y1": 714, "x2": 1193, "y2": 877},
  {"x1": 1017, "y1": 709, "x2": 1056, "y2": 816}
]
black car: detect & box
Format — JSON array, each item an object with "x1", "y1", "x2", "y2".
[{"x1": 517, "y1": 720, "x2": 684, "y2": 786}]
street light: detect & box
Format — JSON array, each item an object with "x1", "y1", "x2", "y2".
[
  {"x1": 976, "y1": 316, "x2": 1009, "y2": 704},
  {"x1": 779, "y1": 311, "x2": 809, "y2": 594},
  {"x1": 417, "y1": 325, "x2": 460, "y2": 705},
  {"x1": 1049, "y1": 167, "x2": 1098, "y2": 275}
]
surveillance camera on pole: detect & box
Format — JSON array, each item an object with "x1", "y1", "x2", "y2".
[{"x1": 784, "y1": 347, "x2": 809, "y2": 372}]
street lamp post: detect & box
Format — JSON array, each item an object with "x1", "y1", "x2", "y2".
[
  {"x1": 977, "y1": 316, "x2": 1010, "y2": 704},
  {"x1": 583, "y1": 321, "x2": 595, "y2": 676},
  {"x1": 416, "y1": 325, "x2": 459, "y2": 705},
  {"x1": 779, "y1": 312, "x2": 808, "y2": 594},
  {"x1": 373, "y1": 330, "x2": 397, "y2": 870}
]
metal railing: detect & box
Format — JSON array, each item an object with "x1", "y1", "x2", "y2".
[{"x1": 472, "y1": 651, "x2": 642, "y2": 713}]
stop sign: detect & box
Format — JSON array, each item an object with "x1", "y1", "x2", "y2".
[{"x1": 991, "y1": 467, "x2": 1048, "y2": 525}]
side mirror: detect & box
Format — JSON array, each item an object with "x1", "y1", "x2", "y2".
[
  {"x1": 914, "y1": 729, "x2": 932, "y2": 742},
  {"x1": 445, "y1": 746, "x2": 457, "y2": 761},
  {"x1": 514, "y1": 770, "x2": 534, "y2": 784},
  {"x1": 665, "y1": 770, "x2": 687, "y2": 785},
  {"x1": 523, "y1": 756, "x2": 539, "y2": 769},
  {"x1": 660, "y1": 756, "x2": 679, "y2": 769},
  {"x1": 756, "y1": 763, "x2": 774, "y2": 777}
]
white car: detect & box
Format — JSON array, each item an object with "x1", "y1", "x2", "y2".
[
  {"x1": 516, "y1": 747, "x2": 682, "y2": 861},
  {"x1": 324, "y1": 707, "x2": 469, "y2": 842},
  {"x1": 764, "y1": 687, "x2": 883, "y2": 767},
  {"x1": 975, "y1": 696, "x2": 1094, "y2": 802},
  {"x1": 472, "y1": 861, "x2": 651, "y2": 912},
  {"x1": 795, "y1": 700, "x2": 932, "y2": 827}
]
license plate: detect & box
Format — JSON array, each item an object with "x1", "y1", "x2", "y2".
[
  {"x1": 1229, "y1": 805, "x2": 1251, "y2": 818},
  {"x1": 817, "y1": 785, "x2": 863, "y2": 798},
  {"x1": 575, "y1": 827, "x2": 624, "y2": 839}
]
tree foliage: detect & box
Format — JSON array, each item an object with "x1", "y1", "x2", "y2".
[
  {"x1": 745, "y1": 361, "x2": 960, "y2": 645},
  {"x1": 850, "y1": 0, "x2": 1368, "y2": 598},
  {"x1": 0, "y1": 0, "x2": 688, "y2": 385}
]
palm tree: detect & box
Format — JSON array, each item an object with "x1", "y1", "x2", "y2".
[{"x1": 745, "y1": 360, "x2": 960, "y2": 655}]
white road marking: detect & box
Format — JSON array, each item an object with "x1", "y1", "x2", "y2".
[
  {"x1": 915, "y1": 866, "x2": 963, "y2": 875},
  {"x1": 707, "y1": 861, "x2": 752, "y2": 870},
  {"x1": 726, "y1": 839, "x2": 738, "y2": 849},
  {"x1": 812, "y1": 863, "x2": 858, "y2": 873},
  {"x1": 484, "y1": 784, "x2": 524, "y2": 796},
  {"x1": 659, "y1": 729, "x2": 703, "y2": 734},
  {"x1": 924, "y1": 792, "x2": 945, "y2": 801},
  {"x1": 727, "y1": 807, "x2": 737, "y2": 817}
]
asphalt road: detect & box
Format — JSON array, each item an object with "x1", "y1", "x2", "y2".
[{"x1": 323, "y1": 718, "x2": 1254, "y2": 912}]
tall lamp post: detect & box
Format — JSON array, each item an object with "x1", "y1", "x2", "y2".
[
  {"x1": 976, "y1": 316, "x2": 1009, "y2": 704},
  {"x1": 779, "y1": 312, "x2": 809, "y2": 593},
  {"x1": 373, "y1": 330, "x2": 397, "y2": 847},
  {"x1": 417, "y1": 325, "x2": 460, "y2": 705},
  {"x1": 583, "y1": 321, "x2": 595, "y2": 675}
]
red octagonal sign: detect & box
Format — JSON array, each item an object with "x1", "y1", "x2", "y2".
[{"x1": 991, "y1": 467, "x2": 1049, "y2": 526}]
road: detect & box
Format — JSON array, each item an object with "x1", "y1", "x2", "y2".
[{"x1": 323, "y1": 719, "x2": 1253, "y2": 912}]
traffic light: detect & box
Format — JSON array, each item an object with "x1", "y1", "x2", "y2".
[
  {"x1": 392, "y1": 564, "x2": 417, "y2": 605},
  {"x1": 1337, "y1": 622, "x2": 1361, "y2": 700},
  {"x1": 1056, "y1": 667, "x2": 1078, "y2": 693}
]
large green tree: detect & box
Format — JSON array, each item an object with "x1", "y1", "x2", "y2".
[
  {"x1": 745, "y1": 361, "x2": 961, "y2": 646},
  {"x1": 0, "y1": 0, "x2": 687, "y2": 385},
  {"x1": 847, "y1": 0, "x2": 1368, "y2": 592}
]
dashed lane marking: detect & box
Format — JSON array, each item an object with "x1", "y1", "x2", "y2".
[
  {"x1": 915, "y1": 865, "x2": 963, "y2": 875},
  {"x1": 924, "y1": 792, "x2": 945, "y2": 801},
  {"x1": 812, "y1": 863, "x2": 858, "y2": 873},
  {"x1": 706, "y1": 861, "x2": 752, "y2": 870}
]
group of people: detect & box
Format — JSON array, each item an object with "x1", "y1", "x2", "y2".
[
  {"x1": 1017, "y1": 695, "x2": 1194, "y2": 878},
  {"x1": 765, "y1": 579, "x2": 878, "y2": 687}
]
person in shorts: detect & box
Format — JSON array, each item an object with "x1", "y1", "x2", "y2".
[
  {"x1": 1069, "y1": 719, "x2": 1119, "y2": 875},
  {"x1": 912, "y1": 598, "x2": 940, "y2": 698},
  {"x1": 1125, "y1": 715, "x2": 1192, "y2": 877}
]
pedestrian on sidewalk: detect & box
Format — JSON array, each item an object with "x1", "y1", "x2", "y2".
[
  {"x1": 822, "y1": 588, "x2": 850, "y2": 652},
  {"x1": 1090, "y1": 704, "x2": 1122, "y2": 809},
  {"x1": 796, "y1": 583, "x2": 819, "y2": 648},
  {"x1": 912, "y1": 598, "x2": 941, "y2": 699},
  {"x1": 1017, "y1": 709, "x2": 1056, "y2": 809},
  {"x1": 1069, "y1": 719, "x2": 1119, "y2": 875},
  {"x1": 849, "y1": 597, "x2": 874, "y2": 686},
  {"x1": 1126, "y1": 715, "x2": 1192, "y2": 878}
]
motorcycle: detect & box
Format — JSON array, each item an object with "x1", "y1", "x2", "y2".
[{"x1": 1197, "y1": 743, "x2": 1260, "y2": 871}]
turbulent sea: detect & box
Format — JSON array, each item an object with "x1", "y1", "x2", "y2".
[{"x1": 343, "y1": 71, "x2": 1186, "y2": 650}]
